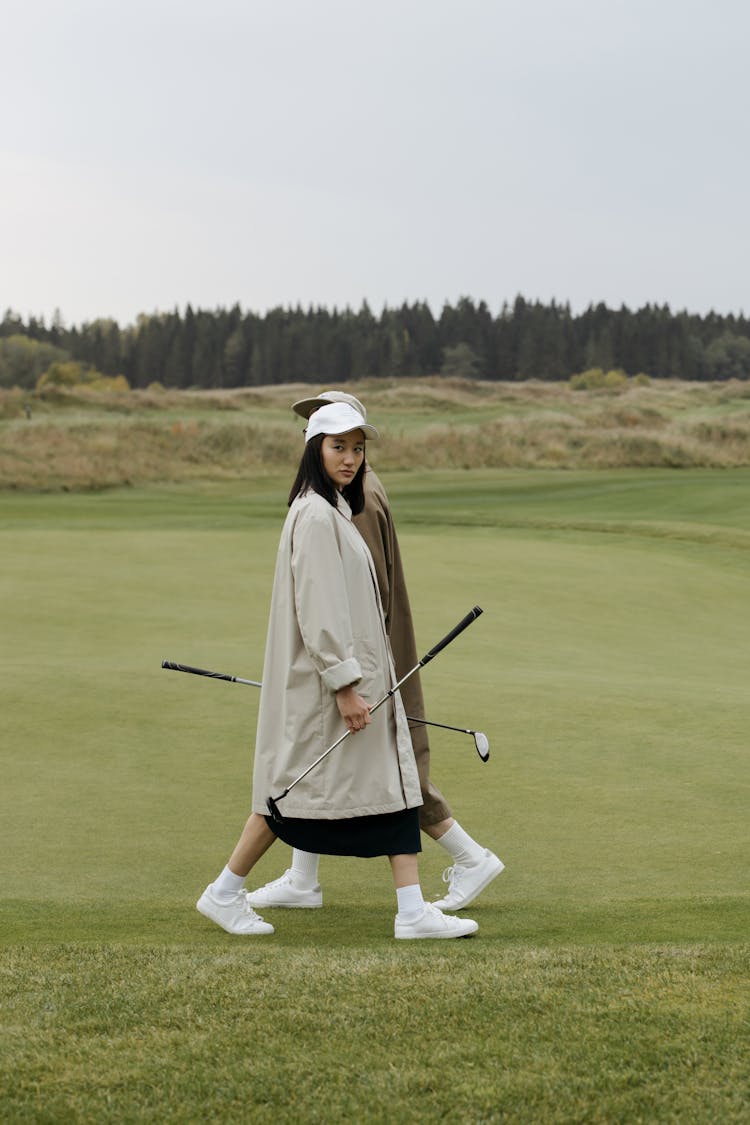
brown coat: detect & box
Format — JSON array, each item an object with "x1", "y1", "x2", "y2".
[
  {"x1": 353, "y1": 468, "x2": 452, "y2": 827},
  {"x1": 251, "y1": 490, "x2": 422, "y2": 820}
]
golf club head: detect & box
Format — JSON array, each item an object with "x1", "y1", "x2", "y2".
[
  {"x1": 266, "y1": 796, "x2": 285, "y2": 824},
  {"x1": 474, "y1": 732, "x2": 490, "y2": 762}
]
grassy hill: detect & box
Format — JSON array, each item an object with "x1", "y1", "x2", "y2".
[{"x1": 2, "y1": 376, "x2": 750, "y2": 489}]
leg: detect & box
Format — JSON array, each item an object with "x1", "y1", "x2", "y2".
[
  {"x1": 196, "y1": 813, "x2": 278, "y2": 935},
  {"x1": 416, "y1": 774, "x2": 503, "y2": 913},
  {"x1": 389, "y1": 852, "x2": 419, "y2": 888},
  {"x1": 227, "y1": 812, "x2": 277, "y2": 876},
  {"x1": 245, "y1": 848, "x2": 323, "y2": 909},
  {"x1": 405, "y1": 685, "x2": 503, "y2": 906},
  {"x1": 431, "y1": 818, "x2": 505, "y2": 912},
  {"x1": 423, "y1": 816, "x2": 455, "y2": 841},
  {"x1": 406, "y1": 695, "x2": 502, "y2": 913},
  {"x1": 389, "y1": 852, "x2": 479, "y2": 941}
]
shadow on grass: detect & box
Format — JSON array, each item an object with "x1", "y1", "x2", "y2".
[{"x1": 3, "y1": 895, "x2": 747, "y2": 947}]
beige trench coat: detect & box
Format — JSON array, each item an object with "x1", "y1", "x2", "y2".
[{"x1": 252, "y1": 490, "x2": 422, "y2": 820}]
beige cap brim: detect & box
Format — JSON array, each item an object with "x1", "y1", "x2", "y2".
[
  {"x1": 292, "y1": 390, "x2": 367, "y2": 420},
  {"x1": 292, "y1": 396, "x2": 328, "y2": 419}
]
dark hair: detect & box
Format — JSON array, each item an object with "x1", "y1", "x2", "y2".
[{"x1": 288, "y1": 433, "x2": 366, "y2": 515}]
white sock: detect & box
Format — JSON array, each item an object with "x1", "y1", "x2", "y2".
[
  {"x1": 396, "y1": 883, "x2": 425, "y2": 921},
  {"x1": 212, "y1": 865, "x2": 246, "y2": 902},
  {"x1": 290, "y1": 849, "x2": 321, "y2": 889},
  {"x1": 436, "y1": 822, "x2": 485, "y2": 867}
]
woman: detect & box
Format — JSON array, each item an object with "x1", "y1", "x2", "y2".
[
  {"x1": 247, "y1": 390, "x2": 503, "y2": 913},
  {"x1": 197, "y1": 401, "x2": 478, "y2": 939}
]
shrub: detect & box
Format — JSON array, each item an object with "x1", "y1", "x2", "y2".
[
  {"x1": 570, "y1": 368, "x2": 605, "y2": 390},
  {"x1": 603, "y1": 368, "x2": 628, "y2": 390},
  {"x1": 36, "y1": 362, "x2": 129, "y2": 393},
  {"x1": 37, "y1": 361, "x2": 87, "y2": 389},
  {"x1": 571, "y1": 368, "x2": 630, "y2": 391}
]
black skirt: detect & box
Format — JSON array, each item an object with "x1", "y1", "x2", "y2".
[{"x1": 265, "y1": 806, "x2": 421, "y2": 858}]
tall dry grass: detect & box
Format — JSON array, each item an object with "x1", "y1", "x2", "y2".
[{"x1": 2, "y1": 377, "x2": 750, "y2": 489}]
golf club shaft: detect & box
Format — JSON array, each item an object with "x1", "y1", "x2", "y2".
[{"x1": 406, "y1": 716, "x2": 475, "y2": 736}]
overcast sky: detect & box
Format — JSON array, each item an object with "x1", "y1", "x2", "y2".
[{"x1": 2, "y1": 0, "x2": 748, "y2": 327}]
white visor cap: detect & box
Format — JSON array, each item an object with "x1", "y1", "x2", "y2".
[{"x1": 304, "y1": 401, "x2": 378, "y2": 444}]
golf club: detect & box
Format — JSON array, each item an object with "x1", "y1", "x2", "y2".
[
  {"x1": 162, "y1": 657, "x2": 490, "y2": 759},
  {"x1": 161, "y1": 660, "x2": 262, "y2": 687},
  {"x1": 406, "y1": 716, "x2": 490, "y2": 762},
  {"x1": 266, "y1": 605, "x2": 483, "y2": 822}
]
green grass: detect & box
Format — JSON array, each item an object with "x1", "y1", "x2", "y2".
[
  {"x1": 2, "y1": 469, "x2": 750, "y2": 1121},
  {"x1": 4, "y1": 945, "x2": 749, "y2": 1123}
]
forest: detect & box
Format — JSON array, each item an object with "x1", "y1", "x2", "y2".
[{"x1": 2, "y1": 296, "x2": 750, "y2": 391}]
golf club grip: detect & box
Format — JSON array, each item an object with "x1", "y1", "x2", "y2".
[
  {"x1": 419, "y1": 606, "x2": 483, "y2": 665},
  {"x1": 162, "y1": 661, "x2": 235, "y2": 682}
]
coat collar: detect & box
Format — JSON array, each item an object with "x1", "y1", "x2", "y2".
[{"x1": 336, "y1": 492, "x2": 353, "y2": 522}]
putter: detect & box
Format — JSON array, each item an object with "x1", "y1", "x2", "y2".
[
  {"x1": 406, "y1": 716, "x2": 490, "y2": 762},
  {"x1": 266, "y1": 605, "x2": 483, "y2": 822}
]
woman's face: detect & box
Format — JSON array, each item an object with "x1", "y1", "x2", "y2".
[{"x1": 320, "y1": 430, "x2": 365, "y2": 490}]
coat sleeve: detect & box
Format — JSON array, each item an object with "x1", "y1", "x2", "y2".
[{"x1": 290, "y1": 505, "x2": 363, "y2": 693}]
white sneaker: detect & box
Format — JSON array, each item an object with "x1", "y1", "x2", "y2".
[
  {"x1": 432, "y1": 850, "x2": 505, "y2": 911},
  {"x1": 196, "y1": 886, "x2": 275, "y2": 935},
  {"x1": 244, "y1": 869, "x2": 323, "y2": 909},
  {"x1": 395, "y1": 902, "x2": 478, "y2": 940}
]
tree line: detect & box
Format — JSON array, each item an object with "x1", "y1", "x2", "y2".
[{"x1": 2, "y1": 297, "x2": 750, "y2": 391}]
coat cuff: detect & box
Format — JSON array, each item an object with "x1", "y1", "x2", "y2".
[{"x1": 322, "y1": 658, "x2": 362, "y2": 693}]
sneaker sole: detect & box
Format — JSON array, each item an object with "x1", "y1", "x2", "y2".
[
  {"x1": 433, "y1": 856, "x2": 505, "y2": 911},
  {"x1": 244, "y1": 898, "x2": 323, "y2": 909},
  {"x1": 395, "y1": 929, "x2": 478, "y2": 940}
]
